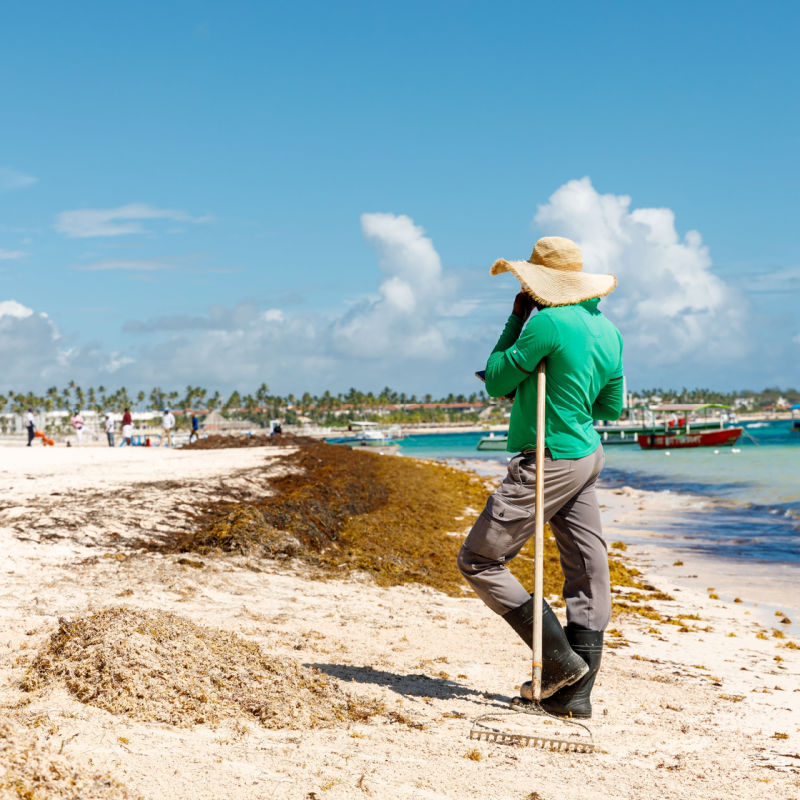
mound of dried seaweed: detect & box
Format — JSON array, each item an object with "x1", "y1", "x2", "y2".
[
  {"x1": 0, "y1": 716, "x2": 136, "y2": 800},
  {"x1": 183, "y1": 433, "x2": 317, "y2": 450},
  {"x1": 22, "y1": 608, "x2": 383, "y2": 729}
]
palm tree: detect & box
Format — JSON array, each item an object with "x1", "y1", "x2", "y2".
[
  {"x1": 224, "y1": 390, "x2": 240, "y2": 412},
  {"x1": 149, "y1": 387, "x2": 167, "y2": 411},
  {"x1": 206, "y1": 390, "x2": 221, "y2": 411}
]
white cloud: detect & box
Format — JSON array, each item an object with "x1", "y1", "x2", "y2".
[
  {"x1": 0, "y1": 168, "x2": 37, "y2": 192},
  {"x1": 747, "y1": 266, "x2": 800, "y2": 294},
  {"x1": 130, "y1": 309, "x2": 336, "y2": 387},
  {"x1": 0, "y1": 300, "x2": 35, "y2": 320},
  {"x1": 331, "y1": 213, "x2": 452, "y2": 360},
  {"x1": 73, "y1": 259, "x2": 174, "y2": 272},
  {"x1": 0, "y1": 249, "x2": 25, "y2": 260},
  {"x1": 104, "y1": 214, "x2": 485, "y2": 392},
  {"x1": 0, "y1": 299, "x2": 140, "y2": 388},
  {"x1": 534, "y1": 177, "x2": 748, "y2": 379},
  {"x1": 55, "y1": 203, "x2": 209, "y2": 238}
]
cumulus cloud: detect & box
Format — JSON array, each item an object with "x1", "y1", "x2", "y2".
[
  {"x1": 105, "y1": 214, "x2": 487, "y2": 392},
  {"x1": 0, "y1": 300, "x2": 35, "y2": 320},
  {"x1": 55, "y1": 203, "x2": 210, "y2": 238},
  {"x1": 534, "y1": 177, "x2": 748, "y2": 379},
  {"x1": 0, "y1": 167, "x2": 37, "y2": 192},
  {"x1": 331, "y1": 213, "x2": 453, "y2": 360},
  {"x1": 0, "y1": 249, "x2": 25, "y2": 260},
  {"x1": 0, "y1": 299, "x2": 136, "y2": 388}
]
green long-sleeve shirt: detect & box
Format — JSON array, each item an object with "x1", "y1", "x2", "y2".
[{"x1": 485, "y1": 298, "x2": 624, "y2": 459}]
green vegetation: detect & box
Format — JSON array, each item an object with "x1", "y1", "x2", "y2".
[
  {"x1": 629, "y1": 385, "x2": 800, "y2": 412},
  {"x1": 4, "y1": 381, "x2": 798, "y2": 433}
]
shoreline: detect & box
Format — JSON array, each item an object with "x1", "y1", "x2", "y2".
[
  {"x1": 1, "y1": 445, "x2": 798, "y2": 799},
  {"x1": 441, "y1": 453, "x2": 800, "y2": 631}
]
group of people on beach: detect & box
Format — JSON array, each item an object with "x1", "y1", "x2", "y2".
[{"x1": 25, "y1": 407, "x2": 200, "y2": 448}]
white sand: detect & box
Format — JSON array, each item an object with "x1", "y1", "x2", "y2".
[{"x1": 1, "y1": 445, "x2": 798, "y2": 800}]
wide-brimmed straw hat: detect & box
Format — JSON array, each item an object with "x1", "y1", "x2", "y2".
[{"x1": 491, "y1": 236, "x2": 617, "y2": 307}]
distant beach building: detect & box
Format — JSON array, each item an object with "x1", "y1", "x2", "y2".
[{"x1": 202, "y1": 409, "x2": 251, "y2": 433}]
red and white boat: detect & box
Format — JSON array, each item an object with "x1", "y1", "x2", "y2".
[{"x1": 636, "y1": 404, "x2": 743, "y2": 450}]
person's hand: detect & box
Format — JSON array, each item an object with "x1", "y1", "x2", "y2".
[{"x1": 512, "y1": 291, "x2": 535, "y2": 321}]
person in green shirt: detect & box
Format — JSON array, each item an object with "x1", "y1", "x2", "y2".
[{"x1": 458, "y1": 236, "x2": 623, "y2": 719}]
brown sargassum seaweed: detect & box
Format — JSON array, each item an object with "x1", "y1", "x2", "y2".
[
  {"x1": 169, "y1": 438, "x2": 650, "y2": 604},
  {"x1": 22, "y1": 607, "x2": 383, "y2": 729},
  {"x1": 0, "y1": 715, "x2": 137, "y2": 800}
]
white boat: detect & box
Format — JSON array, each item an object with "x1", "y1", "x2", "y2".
[
  {"x1": 477, "y1": 423, "x2": 645, "y2": 451},
  {"x1": 329, "y1": 421, "x2": 405, "y2": 447},
  {"x1": 476, "y1": 431, "x2": 508, "y2": 451}
]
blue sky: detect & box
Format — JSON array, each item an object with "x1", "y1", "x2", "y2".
[{"x1": 1, "y1": 1, "x2": 798, "y2": 396}]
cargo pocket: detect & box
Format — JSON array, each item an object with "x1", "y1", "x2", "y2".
[{"x1": 463, "y1": 494, "x2": 532, "y2": 562}]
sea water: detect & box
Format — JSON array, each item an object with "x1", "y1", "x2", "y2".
[{"x1": 396, "y1": 421, "x2": 800, "y2": 568}]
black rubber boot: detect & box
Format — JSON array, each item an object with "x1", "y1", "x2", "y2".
[
  {"x1": 538, "y1": 625, "x2": 603, "y2": 718},
  {"x1": 502, "y1": 597, "x2": 589, "y2": 699}
]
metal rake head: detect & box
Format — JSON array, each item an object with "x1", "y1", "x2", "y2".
[{"x1": 469, "y1": 711, "x2": 595, "y2": 753}]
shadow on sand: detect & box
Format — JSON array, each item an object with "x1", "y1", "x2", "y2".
[{"x1": 310, "y1": 663, "x2": 511, "y2": 709}]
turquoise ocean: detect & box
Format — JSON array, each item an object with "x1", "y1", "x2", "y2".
[{"x1": 390, "y1": 421, "x2": 800, "y2": 570}]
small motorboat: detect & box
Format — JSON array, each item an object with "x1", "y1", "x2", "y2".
[
  {"x1": 637, "y1": 404, "x2": 743, "y2": 450},
  {"x1": 476, "y1": 431, "x2": 508, "y2": 451}
]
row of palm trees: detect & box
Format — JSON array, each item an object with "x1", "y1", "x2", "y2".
[
  {"x1": 633, "y1": 386, "x2": 800, "y2": 409},
  {"x1": 5, "y1": 379, "x2": 797, "y2": 418},
  {"x1": 0, "y1": 382, "x2": 487, "y2": 418}
]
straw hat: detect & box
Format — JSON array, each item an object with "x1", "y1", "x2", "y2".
[{"x1": 491, "y1": 236, "x2": 617, "y2": 307}]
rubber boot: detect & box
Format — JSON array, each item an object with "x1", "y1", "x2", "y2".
[
  {"x1": 502, "y1": 597, "x2": 589, "y2": 699},
  {"x1": 537, "y1": 625, "x2": 603, "y2": 718}
]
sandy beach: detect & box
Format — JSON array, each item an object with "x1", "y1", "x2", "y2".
[{"x1": 1, "y1": 444, "x2": 798, "y2": 800}]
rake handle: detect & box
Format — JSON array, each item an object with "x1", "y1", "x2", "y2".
[{"x1": 531, "y1": 360, "x2": 546, "y2": 702}]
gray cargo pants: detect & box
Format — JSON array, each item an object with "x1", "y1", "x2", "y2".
[{"x1": 457, "y1": 445, "x2": 610, "y2": 631}]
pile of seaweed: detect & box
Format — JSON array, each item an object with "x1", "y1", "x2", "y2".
[
  {"x1": 0, "y1": 716, "x2": 136, "y2": 799},
  {"x1": 168, "y1": 441, "x2": 489, "y2": 593},
  {"x1": 164, "y1": 438, "x2": 649, "y2": 601},
  {"x1": 21, "y1": 608, "x2": 383, "y2": 729},
  {"x1": 183, "y1": 433, "x2": 317, "y2": 450}
]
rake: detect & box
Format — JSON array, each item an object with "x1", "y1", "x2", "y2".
[{"x1": 469, "y1": 360, "x2": 595, "y2": 753}]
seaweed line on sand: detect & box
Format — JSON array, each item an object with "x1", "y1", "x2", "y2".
[
  {"x1": 20, "y1": 607, "x2": 384, "y2": 729},
  {"x1": 161, "y1": 438, "x2": 660, "y2": 617}
]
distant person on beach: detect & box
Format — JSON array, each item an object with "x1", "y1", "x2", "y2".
[
  {"x1": 70, "y1": 409, "x2": 85, "y2": 446},
  {"x1": 26, "y1": 408, "x2": 35, "y2": 446},
  {"x1": 161, "y1": 408, "x2": 176, "y2": 447},
  {"x1": 122, "y1": 408, "x2": 133, "y2": 446},
  {"x1": 104, "y1": 413, "x2": 115, "y2": 447},
  {"x1": 188, "y1": 411, "x2": 200, "y2": 443},
  {"x1": 458, "y1": 236, "x2": 623, "y2": 720}
]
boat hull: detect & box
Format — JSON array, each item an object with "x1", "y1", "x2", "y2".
[
  {"x1": 476, "y1": 437, "x2": 508, "y2": 451},
  {"x1": 637, "y1": 427, "x2": 743, "y2": 450}
]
